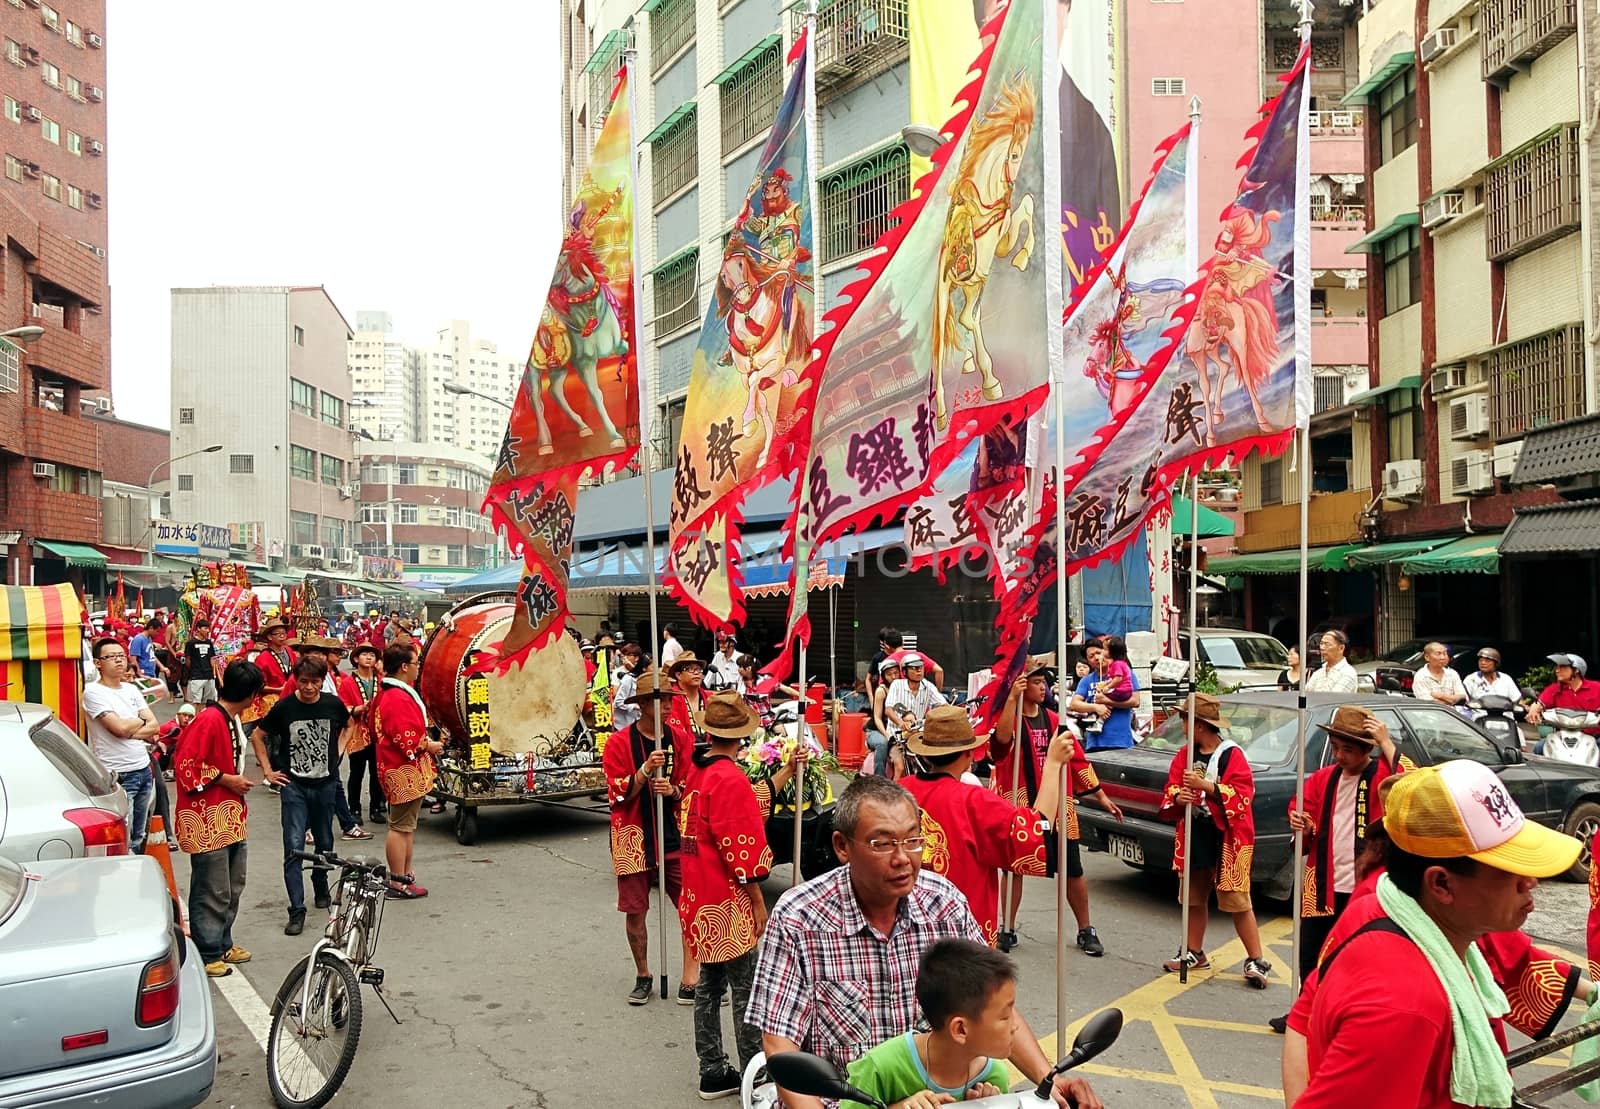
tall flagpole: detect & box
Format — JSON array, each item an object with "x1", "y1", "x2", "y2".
[
  {"x1": 1289, "y1": 0, "x2": 1316, "y2": 996},
  {"x1": 625, "y1": 41, "x2": 671, "y2": 1002}
]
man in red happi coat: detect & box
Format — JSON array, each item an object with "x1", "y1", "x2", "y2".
[
  {"x1": 245, "y1": 615, "x2": 296, "y2": 727},
  {"x1": 899, "y1": 705, "x2": 1073, "y2": 946}
]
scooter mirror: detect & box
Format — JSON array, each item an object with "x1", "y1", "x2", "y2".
[
  {"x1": 1035, "y1": 1008, "x2": 1124, "y2": 1099},
  {"x1": 766, "y1": 1051, "x2": 886, "y2": 1109}
]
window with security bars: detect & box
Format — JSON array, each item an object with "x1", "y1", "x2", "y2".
[
  {"x1": 1489, "y1": 323, "x2": 1584, "y2": 441},
  {"x1": 651, "y1": 108, "x2": 697, "y2": 205},
  {"x1": 650, "y1": 0, "x2": 693, "y2": 72},
  {"x1": 229, "y1": 453, "x2": 253, "y2": 474},
  {"x1": 819, "y1": 142, "x2": 909, "y2": 262},
  {"x1": 1485, "y1": 124, "x2": 1580, "y2": 262},
  {"x1": 0, "y1": 337, "x2": 17, "y2": 394},
  {"x1": 720, "y1": 41, "x2": 782, "y2": 152},
  {"x1": 652, "y1": 249, "x2": 700, "y2": 334},
  {"x1": 588, "y1": 35, "x2": 626, "y2": 126}
]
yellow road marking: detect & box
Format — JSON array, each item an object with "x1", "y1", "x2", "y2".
[{"x1": 1076, "y1": 1061, "x2": 1285, "y2": 1100}]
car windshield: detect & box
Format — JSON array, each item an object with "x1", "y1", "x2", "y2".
[
  {"x1": 0, "y1": 856, "x2": 23, "y2": 928},
  {"x1": 1199, "y1": 635, "x2": 1288, "y2": 670},
  {"x1": 1144, "y1": 702, "x2": 1303, "y2": 769}
]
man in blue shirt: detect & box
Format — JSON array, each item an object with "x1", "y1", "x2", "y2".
[
  {"x1": 1068, "y1": 639, "x2": 1140, "y2": 751},
  {"x1": 129, "y1": 619, "x2": 163, "y2": 680}
]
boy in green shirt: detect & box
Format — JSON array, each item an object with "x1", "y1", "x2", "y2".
[{"x1": 844, "y1": 939, "x2": 1016, "y2": 1108}]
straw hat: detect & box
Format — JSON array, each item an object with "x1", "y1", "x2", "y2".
[
  {"x1": 1025, "y1": 653, "x2": 1058, "y2": 683},
  {"x1": 668, "y1": 652, "x2": 705, "y2": 677},
  {"x1": 904, "y1": 705, "x2": 988, "y2": 757},
  {"x1": 702, "y1": 692, "x2": 759, "y2": 740},
  {"x1": 1324, "y1": 704, "x2": 1380, "y2": 747},
  {"x1": 626, "y1": 669, "x2": 677, "y2": 704},
  {"x1": 1174, "y1": 692, "x2": 1230, "y2": 730},
  {"x1": 350, "y1": 642, "x2": 379, "y2": 662},
  {"x1": 258, "y1": 616, "x2": 290, "y2": 636}
]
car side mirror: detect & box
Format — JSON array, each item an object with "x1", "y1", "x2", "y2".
[{"x1": 1502, "y1": 745, "x2": 1523, "y2": 765}]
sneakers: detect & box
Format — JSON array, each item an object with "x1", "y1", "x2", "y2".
[
  {"x1": 677, "y1": 982, "x2": 697, "y2": 1005},
  {"x1": 996, "y1": 929, "x2": 1018, "y2": 953},
  {"x1": 204, "y1": 960, "x2": 233, "y2": 978},
  {"x1": 698, "y1": 1068, "x2": 741, "y2": 1101},
  {"x1": 1076, "y1": 926, "x2": 1105, "y2": 957},
  {"x1": 342, "y1": 825, "x2": 373, "y2": 841},
  {"x1": 314, "y1": 892, "x2": 332, "y2": 909},
  {"x1": 222, "y1": 945, "x2": 252, "y2": 964},
  {"x1": 1268, "y1": 1015, "x2": 1288, "y2": 1034},
  {"x1": 385, "y1": 881, "x2": 427, "y2": 899},
  {"x1": 1243, "y1": 957, "x2": 1272, "y2": 989},
  {"x1": 627, "y1": 976, "x2": 652, "y2": 1006},
  {"x1": 1162, "y1": 948, "x2": 1210, "y2": 973},
  {"x1": 285, "y1": 909, "x2": 306, "y2": 936}
]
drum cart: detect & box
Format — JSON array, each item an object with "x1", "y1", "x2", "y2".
[
  {"x1": 1509, "y1": 1020, "x2": 1600, "y2": 1107},
  {"x1": 432, "y1": 727, "x2": 609, "y2": 845}
]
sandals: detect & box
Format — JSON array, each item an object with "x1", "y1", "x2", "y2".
[{"x1": 428, "y1": 799, "x2": 446, "y2": 814}]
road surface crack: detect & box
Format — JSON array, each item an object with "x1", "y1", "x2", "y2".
[{"x1": 398, "y1": 999, "x2": 548, "y2": 1104}]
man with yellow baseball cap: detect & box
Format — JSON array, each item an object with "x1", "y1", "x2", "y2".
[{"x1": 1297, "y1": 759, "x2": 1581, "y2": 1109}]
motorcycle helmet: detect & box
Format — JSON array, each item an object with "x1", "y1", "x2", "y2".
[{"x1": 1477, "y1": 648, "x2": 1502, "y2": 664}]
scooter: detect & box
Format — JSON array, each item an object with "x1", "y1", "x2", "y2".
[
  {"x1": 1541, "y1": 708, "x2": 1600, "y2": 767},
  {"x1": 740, "y1": 1008, "x2": 1124, "y2": 1109},
  {"x1": 1468, "y1": 694, "x2": 1526, "y2": 753}
]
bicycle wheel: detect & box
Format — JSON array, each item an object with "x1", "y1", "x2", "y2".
[{"x1": 266, "y1": 952, "x2": 363, "y2": 1109}]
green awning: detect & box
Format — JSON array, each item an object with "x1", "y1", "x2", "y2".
[
  {"x1": 644, "y1": 101, "x2": 696, "y2": 143},
  {"x1": 1347, "y1": 375, "x2": 1422, "y2": 405},
  {"x1": 1341, "y1": 537, "x2": 1449, "y2": 569},
  {"x1": 36, "y1": 540, "x2": 107, "y2": 568},
  {"x1": 249, "y1": 569, "x2": 300, "y2": 586},
  {"x1": 1397, "y1": 533, "x2": 1502, "y2": 575},
  {"x1": 1170, "y1": 496, "x2": 1236, "y2": 538},
  {"x1": 713, "y1": 33, "x2": 780, "y2": 85},
  {"x1": 583, "y1": 29, "x2": 628, "y2": 74},
  {"x1": 1343, "y1": 51, "x2": 1415, "y2": 106},
  {"x1": 1345, "y1": 212, "x2": 1420, "y2": 254},
  {"x1": 1208, "y1": 545, "x2": 1360, "y2": 576}
]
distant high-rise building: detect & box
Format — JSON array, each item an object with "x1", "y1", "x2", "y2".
[
  {"x1": 348, "y1": 309, "x2": 420, "y2": 443},
  {"x1": 420, "y1": 320, "x2": 519, "y2": 464}
]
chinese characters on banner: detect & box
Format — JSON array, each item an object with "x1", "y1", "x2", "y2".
[
  {"x1": 466, "y1": 672, "x2": 492, "y2": 770},
  {"x1": 484, "y1": 66, "x2": 641, "y2": 660}
]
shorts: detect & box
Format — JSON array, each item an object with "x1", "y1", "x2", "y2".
[
  {"x1": 186, "y1": 679, "x2": 217, "y2": 704},
  {"x1": 386, "y1": 797, "x2": 424, "y2": 833},
  {"x1": 1065, "y1": 838, "x2": 1083, "y2": 879},
  {"x1": 616, "y1": 859, "x2": 683, "y2": 914},
  {"x1": 1180, "y1": 864, "x2": 1252, "y2": 914}
]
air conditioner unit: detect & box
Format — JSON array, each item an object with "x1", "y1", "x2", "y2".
[
  {"x1": 1451, "y1": 449, "x2": 1494, "y2": 495},
  {"x1": 1421, "y1": 191, "x2": 1464, "y2": 228},
  {"x1": 1430, "y1": 363, "x2": 1469, "y2": 397},
  {"x1": 87, "y1": 31, "x2": 102, "y2": 48},
  {"x1": 94, "y1": 396, "x2": 111, "y2": 413},
  {"x1": 85, "y1": 84, "x2": 102, "y2": 101},
  {"x1": 1383, "y1": 458, "x2": 1423, "y2": 498},
  {"x1": 1420, "y1": 26, "x2": 1459, "y2": 62},
  {"x1": 294, "y1": 544, "x2": 326, "y2": 560},
  {"x1": 337, "y1": 483, "x2": 354, "y2": 500},
  {"x1": 21, "y1": 104, "x2": 41, "y2": 122},
  {"x1": 85, "y1": 191, "x2": 101, "y2": 208},
  {"x1": 1448, "y1": 393, "x2": 1489, "y2": 440},
  {"x1": 339, "y1": 547, "x2": 359, "y2": 565},
  {"x1": 86, "y1": 139, "x2": 103, "y2": 156},
  {"x1": 22, "y1": 161, "x2": 40, "y2": 179},
  {"x1": 1492, "y1": 440, "x2": 1522, "y2": 477},
  {"x1": 31, "y1": 461, "x2": 55, "y2": 478}
]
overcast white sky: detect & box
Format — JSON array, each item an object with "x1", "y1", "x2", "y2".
[{"x1": 106, "y1": 1, "x2": 565, "y2": 428}]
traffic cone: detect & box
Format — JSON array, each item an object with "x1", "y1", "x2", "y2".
[{"x1": 145, "y1": 814, "x2": 188, "y2": 934}]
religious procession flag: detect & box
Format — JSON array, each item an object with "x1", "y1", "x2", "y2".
[
  {"x1": 666, "y1": 32, "x2": 815, "y2": 630},
  {"x1": 1050, "y1": 43, "x2": 1311, "y2": 574},
  {"x1": 108, "y1": 572, "x2": 126, "y2": 624},
  {"x1": 484, "y1": 64, "x2": 641, "y2": 658}
]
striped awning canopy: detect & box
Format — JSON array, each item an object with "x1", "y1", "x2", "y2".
[{"x1": 1, "y1": 583, "x2": 84, "y2": 660}]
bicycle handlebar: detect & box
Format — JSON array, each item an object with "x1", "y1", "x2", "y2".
[{"x1": 291, "y1": 849, "x2": 387, "y2": 877}]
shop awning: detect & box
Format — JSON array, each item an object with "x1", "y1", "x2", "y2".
[
  {"x1": 1345, "y1": 213, "x2": 1420, "y2": 255},
  {"x1": 1343, "y1": 51, "x2": 1415, "y2": 106},
  {"x1": 35, "y1": 540, "x2": 107, "y2": 568},
  {"x1": 1500, "y1": 502, "x2": 1600, "y2": 556},
  {"x1": 1341, "y1": 537, "x2": 1450, "y2": 569},
  {"x1": 1208, "y1": 545, "x2": 1362, "y2": 575},
  {"x1": 1397, "y1": 533, "x2": 1502, "y2": 575},
  {"x1": 1346, "y1": 375, "x2": 1421, "y2": 406},
  {"x1": 1170, "y1": 496, "x2": 1236, "y2": 538}
]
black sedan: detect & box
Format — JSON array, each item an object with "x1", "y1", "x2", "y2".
[{"x1": 1077, "y1": 692, "x2": 1600, "y2": 899}]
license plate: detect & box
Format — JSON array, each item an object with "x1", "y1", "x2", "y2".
[{"x1": 1107, "y1": 834, "x2": 1145, "y2": 865}]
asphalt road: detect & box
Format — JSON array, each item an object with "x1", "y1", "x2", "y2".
[{"x1": 153, "y1": 695, "x2": 1593, "y2": 1109}]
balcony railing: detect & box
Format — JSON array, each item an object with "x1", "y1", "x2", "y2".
[
  {"x1": 1488, "y1": 323, "x2": 1584, "y2": 441},
  {"x1": 1314, "y1": 373, "x2": 1347, "y2": 413},
  {"x1": 798, "y1": 0, "x2": 909, "y2": 98},
  {"x1": 1308, "y1": 109, "x2": 1364, "y2": 134},
  {"x1": 1485, "y1": 124, "x2": 1580, "y2": 262},
  {"x1": 1482, "y1": 0, "x2": 1577, "y2": 81},
  {"x1": 1310, "y1": 202, "x2": 1366, "y2": 222}
]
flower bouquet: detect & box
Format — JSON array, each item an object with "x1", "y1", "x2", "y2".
[{"x1": 742, "y1": 725, "x2": 838, "y2": 813}]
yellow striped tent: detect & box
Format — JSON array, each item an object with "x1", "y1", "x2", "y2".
[{"x1": 0, "y1": 584, "x2": 86, "y2": 734}]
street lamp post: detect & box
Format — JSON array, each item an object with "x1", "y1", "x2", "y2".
[
  {"x1": 144, "y1": 444, "x2": 223, "y2": 565},
  {"x1": 442, "y1": 379, "x2": 512, "y2": 410}
]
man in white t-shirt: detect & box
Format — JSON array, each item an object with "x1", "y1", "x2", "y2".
[
  {"x1": 81, "y1": 636, "x2": 161, "y2": 852},
  {"x1": 661, "y1": 623, "x2": 684, "y2": 667},
  {"x1": 1463, "y1": 647, "x2": 1522, "y2": 702},
  {"x1": 1411, "y1": 642, "x2": 1467, "y2": 707},
  {"x1": 708, "y1": 629, "x2": 744, "y2": 693},
  {"x1": 884, "y1": 654, "x2": 947, "y2": 739}
]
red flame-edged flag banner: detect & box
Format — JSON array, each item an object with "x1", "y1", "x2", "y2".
[
  {"x1": 665, "y1": 31, "x2": 814, "y2": 631},
  {"x1": 764, "y1": 0, "x2": 1062, "y2": 677},
  {"x1": 483, "y1": 65, "x2": 641, "y2": 664}
]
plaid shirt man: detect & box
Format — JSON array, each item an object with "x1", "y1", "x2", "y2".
[{"x1": 745, "y1": 866, "x2": 984, "y2": 1071}]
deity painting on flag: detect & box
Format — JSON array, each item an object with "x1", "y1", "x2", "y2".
[
  {"x1": 668, "y1": 34, "x2": 814, "y2": 628},
  {"x1": 485, "y1": 65, "x2": 642, "y2": 656}
]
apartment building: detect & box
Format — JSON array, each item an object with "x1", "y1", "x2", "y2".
[
  {"x1": 354, "y1": 439, "x2": 498, "y2": 579},
  {"x1": 418, "y1": 319, "x2": 519, "y2": 465},
  {"x1": 1222, "y1": 0, "x2": 1596, "y2": 656},
  {"x1": 0, "y1": 0, "x2": 110, "y2": 588},
  {"x1": 348, "y1": 309, "x2": 421, "y2": 443},
  {"x1": 169, "y1": 286, "x2": 358, "y2": 574}
]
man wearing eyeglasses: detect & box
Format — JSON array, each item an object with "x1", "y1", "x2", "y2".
[
  {"x1": 82, "y1": 637, "x2": 162, "y2": 852},
  {"x1": 746, "y1": 775, "x2": 1104, "y2": 1109}
]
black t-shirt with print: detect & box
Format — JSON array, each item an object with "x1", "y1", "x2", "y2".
[
  {"x1": 184, "y1": 638, "x2": 217, "y2": 674},
  {"x1": 260, "y1": 693, "x2": 349, "y2": 786}
]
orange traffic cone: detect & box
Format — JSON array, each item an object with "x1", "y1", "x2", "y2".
[{"x1": 145, "y1": 814, "x2": 187, "y2": 934}]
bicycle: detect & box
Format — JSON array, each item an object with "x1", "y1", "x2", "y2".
[{"x1": 266, "y1": 849, "x2": 402, "y2": 1109}]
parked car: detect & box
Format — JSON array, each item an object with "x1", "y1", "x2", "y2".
[
  {"x1": 1174, "y1": 630, "x2": 1291, "y2": 692},
  {"x1": 1355, "y1": 636, "x2": 1537, "y2": 694},
  {"x1": 1, "y1": 702, "x2": 132, "y2": 863},
  {"x1": 0, "y1": 853, "x2": 216, "y2": 1108},
  {"x1": 1077, "y1": 691, "x2": 1600, "y2": 899}
]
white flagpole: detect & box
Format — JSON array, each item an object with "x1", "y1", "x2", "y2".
[
  {"x1": 625, "y1": 42, "x2": 671, "y2": 1002},
  {"x1": 1000, "y1": 459, "x2": 1041, "y2": 953}
]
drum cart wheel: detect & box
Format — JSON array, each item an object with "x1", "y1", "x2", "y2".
[{"x1": 453, "y1": 805, "x2": 478, "y2": 846}]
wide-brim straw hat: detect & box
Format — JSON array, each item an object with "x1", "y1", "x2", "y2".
[
  {"x1": 626, "y1": 668, "x2": 677, "y2": 704},
  {"x1": 258, "y1": 616, "x2": 290, "y2": 636},
  {"x1": 1324, "y1": 704, "x2": 1379, "y2": 746},
  {"x1": 349, "y1": 642, "x2": 380, "y2": 661},
  {"x1": 668, "y1": 652, "x2": 705, "y2": 677},
  {"x1": 1174, "y1": 692, "x2": 1230, "y2": 729},
  {"x1": 702, "y1": 691, "x2": 759, "y2": 739},
  {"x1": 1025, "y1": 653, "x2": 1058, "y2": 683},
  {"x1": 905, "y1": 705, "x2": 989, "y2": 756}
]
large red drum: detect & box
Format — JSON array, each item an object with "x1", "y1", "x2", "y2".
[{"x1": 417, "y1": 592, "x2": 586, "y2": 756}]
